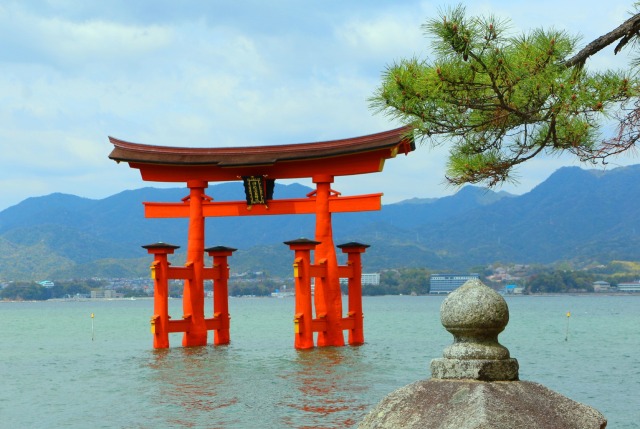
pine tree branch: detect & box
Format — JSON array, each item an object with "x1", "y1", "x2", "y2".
[{"x1": 565, "y1": 13, "x2": 640, "y2": 68}]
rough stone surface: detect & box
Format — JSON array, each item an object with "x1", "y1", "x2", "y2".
[
  {"x1": 440, "y1": 279, "x2": 509, "y2": 335},
  {"x1": 434, "y1": 279, "x2": 518, "y2": 381},
  {"x1": 357, "y1": 379, "x2": 607, "y2": 429},
  {"x1": 430, "y1": 358, "x2": 519, "y2": 382}
]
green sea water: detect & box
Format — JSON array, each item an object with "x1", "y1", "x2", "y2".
[{"x1": 1, "y1": 295, "x2": 638, "y2": 428}]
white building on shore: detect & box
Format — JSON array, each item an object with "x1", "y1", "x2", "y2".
[
  {"x1": 339, "y1": 273, "x2": 380, "y2": 287},
  {"x1": 616, "y1": 281, "x2": 640, "y2": 292},
  {"x1": 592, "y1": 280, "x2": 611, "y2": 292},
  {"x1": 429, "y1": 273, "x2": 479, "y2": 294}
]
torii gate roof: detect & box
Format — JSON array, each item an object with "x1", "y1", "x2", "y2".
[{"x1": 108, "y1": 126, "x2": 414, "y2": 182}]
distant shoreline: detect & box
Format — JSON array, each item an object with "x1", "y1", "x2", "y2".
[
  {"x1": 2, "y1": 292, "x2": 639, "y2": 304},
  {"x1": 0, "y1": 297, "x2": 154, "y2": 303}
]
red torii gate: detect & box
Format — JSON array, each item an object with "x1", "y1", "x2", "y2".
[{"x1": 108, "y1": 127, "x2": 414, "y2": 349}]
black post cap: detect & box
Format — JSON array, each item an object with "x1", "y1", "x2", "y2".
[
  {"x1": 337, "y1": 241, "x2": 370, "y2": 249},
  {"x1": 283, "y1": 238, "x2": 321, "y2": 246},
  {"x1": 142, "y1": 242, "x2": 181, "y2": 250},
  {"x1": 204, "y1": 245, "x2": 238, "y2": 253}
]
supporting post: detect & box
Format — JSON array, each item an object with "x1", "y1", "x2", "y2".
[
  {"x1": 142, "y1": 242, "x2": 181, "y2": 349},
  {"x1": 338, "y1": 242, "x2": 370, "y2": 346},
  {"x1": 183, "y1": 180, "x2": 208, "y2": 346},
  {"x1": 205, "y1": 245, "x2": 236, "y2": 345},
  {"x1": 312, "y1": 175, "x2": 344, "y2": 347},
  {"x1": 284, "y1": 238, "x2": 320, "y2": 349}
]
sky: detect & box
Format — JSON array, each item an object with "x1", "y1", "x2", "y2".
[{"x1": 1, "y1": 0, "x2": 638, "y2": 211}]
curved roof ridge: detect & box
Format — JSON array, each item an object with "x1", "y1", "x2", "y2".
[{"x1": 109, "y1": 126, "x2": 414, "y2": 167}]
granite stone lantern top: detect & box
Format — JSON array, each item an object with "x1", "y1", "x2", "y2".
[
  {"x1": 440, "y1": 278, "x2": 509, "y2": 335},
  {"x1": 431, "y1": 278, "x2": 519, "y2": 381}
]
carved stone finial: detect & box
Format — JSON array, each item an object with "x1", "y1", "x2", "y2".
[{"x1": 430, "y1": 279, "x2": 519, "y2": 381}]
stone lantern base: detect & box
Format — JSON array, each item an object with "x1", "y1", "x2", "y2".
[{"x1": 358, "y1": 379, "x2": 606, "y2": 429}]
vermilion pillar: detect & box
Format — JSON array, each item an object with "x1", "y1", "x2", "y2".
[
  {"x1": 143, "y1": 242, "x2": 180, "y2": 349},
  {"x1": 205, "y1": 245, "x2": 236, "y2": 345},
  {"x1": 312, "y1": 175, "x2": 344, "y2": 347},
  {"x1": 338, "y1": 242, "x2": 369, "y2": 346},
  {"x1": 284, "y1": 238, "x2": 319, "y2": 349},
  {"x1": 183, "y1": 180, "x2": 208, "y2": 347}
]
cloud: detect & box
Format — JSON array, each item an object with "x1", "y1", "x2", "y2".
[
  {"x1": 0, "y1": 6, "x2": 172, "y2": 73},
  {"x1": 336, "y1": 12, "x2": 426, "y2": 62},
  {"x1": 0, "y1": 0, "x2": 638, "y2": 212}
]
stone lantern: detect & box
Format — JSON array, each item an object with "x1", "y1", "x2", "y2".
[{"x1": 358, "y1": 279, "x2": 607, "y2": 429}]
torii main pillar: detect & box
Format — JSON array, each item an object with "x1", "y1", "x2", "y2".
[
  {"x1": 109, "y1": 127, "x2": 414, "y2": 348},
  {"x1": 312, "y1": 174, "x2": 343, "y2": 346},
  {"x1": 182, "y1": 180, "x2": 207, "y2": 346}
]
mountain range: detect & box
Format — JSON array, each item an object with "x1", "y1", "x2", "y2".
[{"x1": 1, "y1": 164, "x2": 640, "y2": 281}]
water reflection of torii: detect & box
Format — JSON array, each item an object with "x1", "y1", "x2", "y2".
[{"x1": 108, "y1": 127, "x2": 414, "y2": 349}]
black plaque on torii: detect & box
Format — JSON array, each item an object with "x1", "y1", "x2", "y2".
[{"x1": 242, "y1": 175, "x2": 275, "y2": 207}]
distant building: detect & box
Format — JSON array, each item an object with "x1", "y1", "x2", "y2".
[
  {"x1": 617, "y1": 281, "x2": 640, "y2": 293},
  {"x1": 592, "y1": 280, "x2": 611, "y2": 292},
  {"x1": 39, "y1": 280, "x2": 55, "y2": 288},
  {"x1": 340, "y1": 273, "x2": 380, "y2": 287},
  {"x1": 271, "y1": 285, "x2": 294, "y2": 298},
  {"x1": 430, "y1": 273, "x2": 479, "y2": 294},
  {"x1": 361, "y1": 273, "x2": 380, "y2": 285},
  {"x1": 504, "y1": 284, "x2": 524, "y2": 295},
  {"x1": 91, "y1": 290, "x2": 123, "y2": 299}
]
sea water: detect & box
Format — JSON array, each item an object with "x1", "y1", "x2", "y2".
[{"x1": 0, "y1": 295, "x2": 638, "y2": 428}]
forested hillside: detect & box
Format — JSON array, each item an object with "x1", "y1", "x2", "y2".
[{"x1": 1, "y1": 165, "x2": 639, "y2": 280}]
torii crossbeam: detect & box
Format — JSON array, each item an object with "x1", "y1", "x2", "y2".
[{"x1": 109, "y1": 127, "x2": 414, "y2": 349}]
